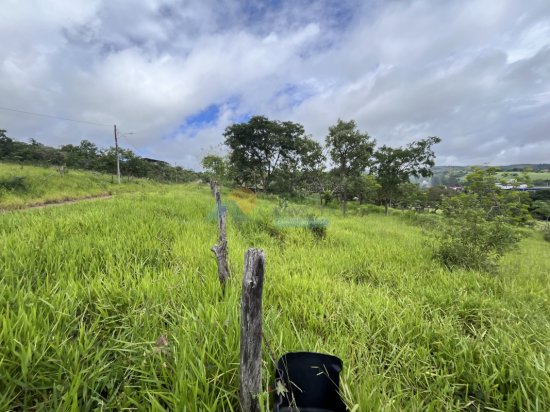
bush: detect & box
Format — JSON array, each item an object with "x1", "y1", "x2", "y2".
[
  {"x1": 0, "y1": 176, "x2": 27, "y2": 192},
  {"x1": 436, "y1": 195, "x2": 522, "y2": 272},
  {"x1": 437, "y1": 217, "x2": 520, "y2": 272},
  {"x1": 306, "y1": 215, "x2": 328, "y2": 239},
  {"x1": 543, "y1": 228, "x2": 550, "y2": 243}
]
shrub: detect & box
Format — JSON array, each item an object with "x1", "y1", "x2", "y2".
[
  {"x1": 436, "y1": 215, "x2": 520, "y2": 272},
  {"x1": 306, "y1": 215, "x2": 328, "y2": 240},
  {"x1": 435, "y1": 169, "x2": 534, "y2": 272},
  {"x1": 0, "y1": 176, "x2": 27, "y2": 192},
  {"x1": 543, "y1": 227, "x2": 550, "y2": 243},
  {"x1": 435, "y1": 194, "x2": 524, "y2": 272}
]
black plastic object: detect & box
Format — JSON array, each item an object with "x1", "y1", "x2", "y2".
[{"x1": 273, "y1": 352, "x2": 347, "y2": 412}]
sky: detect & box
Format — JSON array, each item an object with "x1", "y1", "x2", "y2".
[{"x1": 1, "y1": 0, "x2": 549, "y2": 170}]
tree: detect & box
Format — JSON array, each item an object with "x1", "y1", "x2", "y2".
[
  {"x1": 224, "y1": 116, "x2": 322, "y2": 192},
  {"x1": 271, "y1": 136, "x2": 324, "y2": 195},
  {"x1": 349, "y1": 174, "x2": 380, "y2": 205},
  {"x1": 463, "y1": 167, "x2": 531, "y2": 226},
  {"x1": 371, "y1": 136, "x2": 441, "y2": 215},
  {"x1": 396, "y1": 182, "x2": 424, "y2": 211},
  {"x1": 437, "y1": 194, "x2": 521, "y2": 272},
  {"x1": 532, "y1": 200, "x2": 550, "y2": 226},
  {"x1": 425, "y1": 185, "x2": 457, "y2": 213},
  {"x1": 201, "y1": 155, "x2": 229, "y2": 184},
  {"x1": 436, "y1": 168, "x2": 532, "y2": 271},
  {"x1": 0, "y1": 130, "x2": 14, "y2": 158},
  {"x1": 325, "y1": 119, "x2": 375, "y2": 215},
  {"x1": 61, "y1": 140, "x2": 99, "y2": 169}
]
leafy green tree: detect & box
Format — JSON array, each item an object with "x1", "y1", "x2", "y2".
[
  {"x1": 464, "y1": 167, "x2": 531, "y2": 226},
  {"x1": 436, "y1": 168, "x2": 532, "y2": 272},
  {"x1": 224, "y1": 116, "x2": 322, "y2": 192},
  {"x1": 0, "y1": 130, "x2": 14, "y2": 158},
  {"x1": 271, "y1": 137, "x2": 324, "y2": 195},
  {"x1": 349, "y1": 174, "x2": 380, "y2": 205},
  {"x1": 124, "y1": 151, "x2": 151, "y2": 178},
  {"x1": 96, "y1": 147, "x2": 118, "y2": 176},
  {"x1": 437, "y1": 194, "x2": 521, "y2": 272},
  {"x1": 371, "y1": 136, "x2": 441, "y2": 215},
  {"x1": 425, "y1": 185, "x2": 457, "y2": 213},
  {"x1": 395, "y1": 182, "x2": 424, "y2": 210},
  {"x1": 201, "y1": 155, "x2": 229, "y2": 184},
  {"x1": 61, "y1": 140, "x2": 99, "y2": 169},
  {"x1": 325, "y1": 119, "x2": 375, "y2": 215},
  {"x1": 532, "y1": 200, "x2": 550, "y2": 225}
]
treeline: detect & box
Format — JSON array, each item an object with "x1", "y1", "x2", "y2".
[
  {"x1": 203, "y1": 116, "x2": 550, "y2": 223},
  {"x1": 0, "y1": 129, "x2": 200, "y2": 183},
  {"x1": 203, "y1": 116, "x2": 441, "y2": 215}
]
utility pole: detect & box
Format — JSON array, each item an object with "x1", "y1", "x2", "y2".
[{"x1": 114, "y1": 124, "x2": 121, "y2": 184}]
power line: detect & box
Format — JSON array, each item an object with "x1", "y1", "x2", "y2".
[
  {"x1": 117, "y1": 130, "x2": 142, "y2": 154},
  {"x1": 120, "y1": 135, "x2": 140, "y2": 153},
  {"x1": 0, "y1": 106, "x2": 112, "y2": 127}
]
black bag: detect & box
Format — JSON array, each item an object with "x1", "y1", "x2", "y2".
[{"x1": 273, "y1": 352, "x2": 347, "y2": 412}]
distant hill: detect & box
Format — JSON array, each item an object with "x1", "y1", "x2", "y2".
[
  {"x1": 498, "y1": 164, "x2": 550, "y2": 171},
  {"x1": 430, "y1": 164, "x2": 550, "y2": 186},
  {"x1": 433, "y1": 164, "x2": 550, "y2": 172}
]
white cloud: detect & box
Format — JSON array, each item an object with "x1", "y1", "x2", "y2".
[{"x1": 0, "y1": 0, "x2": 549, "y2": 168}]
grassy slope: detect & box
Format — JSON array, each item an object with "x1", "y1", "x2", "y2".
[
  {"x1": 0, "y1": 162, "x2": 159, "y2": 209},
  {"x1": 0, "y1": 185, "x2": 549, "y2": 411},
  {"x1": 496, "y1": 171, "x2": 550, "y2": 185}
]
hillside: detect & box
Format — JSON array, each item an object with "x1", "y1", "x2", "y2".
[
  {"x1": 431, "y1": 164, "x2": 550, "y2": 186},
  {"x1": 0, "y1": 182, "x2": 548, "y2": 410},
  {"x1": 0, "y1": 162, "x2": 161, "y2": 210}
]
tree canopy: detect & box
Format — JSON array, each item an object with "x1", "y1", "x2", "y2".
[
  {"x1": 371, "y1": 136, "x2": 441, "y2": 214},
  {"x1": 325, "y1": 119, "x2": 375, "y2": 214},
  {"x1": 223, "y1": 115, "x2": 323, "y2": 193}
]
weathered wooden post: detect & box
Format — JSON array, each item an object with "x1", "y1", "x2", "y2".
[
  {"x1": 211, "y1": 183, "x2": 230, "y2": 291},
  {"x1": 240, "y1": 248, "x2": 265, "y2": 412}
]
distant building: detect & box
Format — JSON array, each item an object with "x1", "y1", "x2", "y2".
[{"x1": 142, "y1": 157, "x2": 169, "y2": 166}]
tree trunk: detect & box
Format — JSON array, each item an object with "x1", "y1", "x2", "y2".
[
  {"x1": 384, "y1": 201, "x2": 389, "y2": 216},
  {"x1": 240, "y1": 248, "x2": 265, "y2": 412},
  {"x1": 342, "y1": 175, "x2": 348, "y2": 216}
]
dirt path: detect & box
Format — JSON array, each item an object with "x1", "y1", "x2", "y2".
[{"x1": 1, "y1": 194, "x2": 113, "y2": 213}]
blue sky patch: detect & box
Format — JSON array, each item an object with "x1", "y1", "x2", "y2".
[{"x1": 186, "y1": 104, "x2": 220, "y2": 126}]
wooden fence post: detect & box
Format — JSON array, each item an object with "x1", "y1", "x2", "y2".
[
  {"x1": 240, "y1": 248, "x2": 265, "y2": 412},
  {"x1": 211, "y1": 183, "x2": 230, "y2": 292}
]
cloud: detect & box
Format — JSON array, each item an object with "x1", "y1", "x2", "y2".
[{"x1": 0, "y1": 0, "x2": 549, "y2": 169}]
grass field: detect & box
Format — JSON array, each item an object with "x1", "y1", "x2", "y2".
[
  {"x1": 0, "y1": 162, "x2": 159, "y2": 210},
  {"x1": 496, "y1": 171, "x2": 550, "y2": 186},
  {"x1": 0, "y1": 182, "x2": 549, "y2": 411}
]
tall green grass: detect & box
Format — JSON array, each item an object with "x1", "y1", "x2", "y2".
[
  {"x1": 0, "y1": 185, "x2": 548, "y2": 410},
  {"x1": 0, "y1": 162, "x2": 160, "y2": 209}
]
